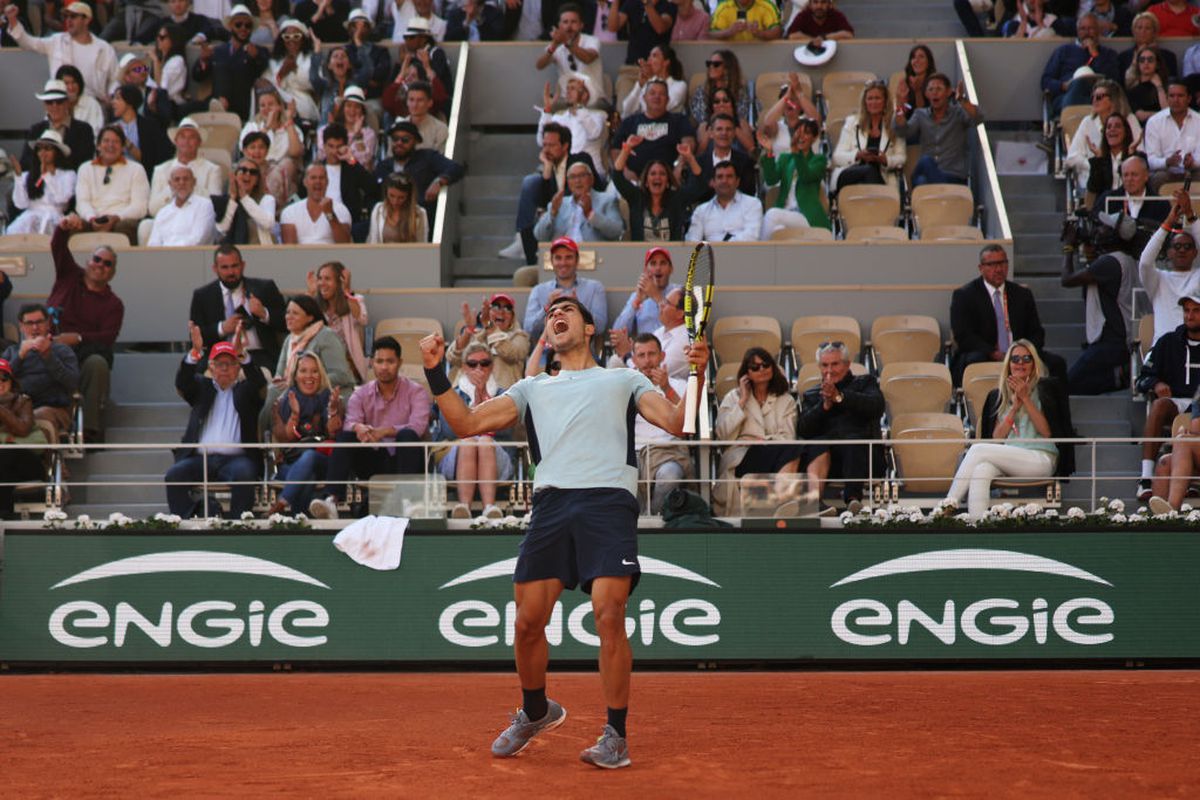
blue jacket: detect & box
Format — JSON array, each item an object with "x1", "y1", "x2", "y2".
[{"x1": 1041, "y1": 42, "x2": 1120, "y2": 99}]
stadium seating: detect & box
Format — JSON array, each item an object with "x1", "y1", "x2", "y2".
[
  {"x1": 845, "y1": 225, "x2": 908, "y2": 243},
  {"x1": 836, "y1": 184, "x2": 901, "y2": 233},
  {"x1": 790, "y1": 315, "x2": 862, "y2": 366},
  {"x1": 869, "y1": 314, "x2": 942, "y2": 368},
  {"x1": 910, "y1": 184, "x2": 975, "y2": 233},
  {"x1": 960, "y1": 361, "x2": 1003, "y2": 432},
  {"x1": 888, "y1": 412, "x2": 967, "y2": 495},
  {"x1": 880, "y1": 362, "x2": 954, "y2": 416},
  {"x1": 712, "y1": 315, "x2": 783, "y2": 366},
  {"x1": 374, "y1": 317, "x2": 444, "y2": 361}
]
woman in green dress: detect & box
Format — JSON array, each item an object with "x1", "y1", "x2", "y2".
[{"x1": 758, "y1": 118, "x2": 830, "y2": 239}]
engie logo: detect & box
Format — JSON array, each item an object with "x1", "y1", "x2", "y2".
[
  {"x1": 829, "y1": 549, "x2": 1115, "y2": 648},
  {"x1": 437, "y1": 557, "x2": 721, "y2": 649},
  {"x1": 47, "y1": 551, "x2": 331, "y2": 650}
]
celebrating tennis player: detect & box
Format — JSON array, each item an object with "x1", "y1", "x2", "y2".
[{"x1": 420, "y1": 294, "x2": 709, "y2": 769}]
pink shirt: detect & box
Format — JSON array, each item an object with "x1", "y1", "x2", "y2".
[
  {"x1": 671, "y1": 9, "x2": 710, "y2": 41},
  {"x1": 345, "y1": 377, "x2": 432, "y2": 445}
]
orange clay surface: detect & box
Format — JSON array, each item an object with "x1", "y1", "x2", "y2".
[{"x1": 2, "y1": 670, "x2": 1199, "y2": 798}]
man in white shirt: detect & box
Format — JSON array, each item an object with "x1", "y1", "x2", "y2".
[
  {"x1": 1139, "y1": 189, "x2": 1200, "y2": 347},
  {"x1": 400, "y1": 81, "x2": 448, "y2": 153},
  {"x1": 280, "y1": 163, "x2": 352, "y2": 244},
  {"x1": 147, "y1": 165, "x2": 217, "y2": 246},
  {"x1": 1144, "y1": 80, "x2": 1200, "y2": 193},
  {"x1": 535, "y1": 5, "x2": 605, "y2": 105},
  {"x1": 76, "y1": 126, "x2": 150, "y2": 243},
  {"x1": 148, "y1": 118, "x2": 224, "y2": 216},
  {"x1": 610, "y1": 285, "x2": 689, "y2": 378},
  {"x1": 685, "y1": 161, "x2": 763, "y2": 242},
  {"x1": 4, "y1": 2, "x2": 118, "y2": 102},
  {"x1": 629, "y1": 332, "x2": 691, "y2": 513}
]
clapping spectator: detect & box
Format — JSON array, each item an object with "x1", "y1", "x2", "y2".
[
  {"x1": 22, "y1": 79, "x2": 93, "y2": 172},
  {"x1": 8, "y1": 131, "x2": 76, "y2": 235},
  {"x1": 318, "y1": 88, "x2": 378, "y2": 171},
  {"x1": 149, "y1": 118, "x2": 224, "y2": 217},
  {"x1": 0, "y1": 358, "x2": 47, "y2": 520},
  {"x1": 1144, "y1": 80, "x2": 1200, "y2": 192},
  {"x1": 314, "y1": 123, "x2": 378, "y2": 241},
  {"x1": 610, "y1": 246, "x2": 679, "y2": 339},
  {"x1": 1118, "y1": 12, "x2": 1179, "y2": 79},
  {"x1": 146, "y1": 164, "x2": 217, "y2": 246},
  {"x1": 444, "y1": 0, "x2": 506, "y2": 41},
  {"x1": 387, "y1": 0, "x2": 447, "y2": 42},
  {"x1": 109, "y1": 84, "x2": 175, "y2": 179},
  {"x1": 216, "y1": 159, "x2": 277, "y2": 244},
  {"x1": 1086, "y1": 114, "x2": 1141, "y2": 201},
  {"x1": 1005, "y1": 0, "x2": 1056, "y2": 38},
  {"x1": 1126, "y1": 46, "x2": 1170, "y2": 125},
  {"x1": 75, "y1": 125, "x2": 150, "y2": 243},
  {"x1": 240, "y1": 88, "x2": 303, "y2": 209},
  {"x1": 608, "y1": 0, "x2": 675, "y2": 64},
  {"x1": 760, "y1": 118, "x2": 829, "y2": 238},
  {"x1": 381, "y1": 47, "x2": 450, "y2": 119},
  {"x1": 393, "y1": 16, "x2": 452, "y2": 100},
  {"x1": 620, "y1": 44, "x2": 687, "y2": 115},
  {"x1": 710, "y1": 0, "x2": 781, "y2": 42},
  {"x1": 1091, "y1": 0, "x2": 1133, "y2": 37},
  {"x1": 1064, "y1": 79, "x2": 1141, "y2": 193},
  {"x1": 537, "y1": 3, "x2": 602, "y2": 92},
  {"x1": 266, "y1": 350, "x2": 344, "y2": 516},
  {"x1": 689, "y1": 50, "x2": 752, "y2": 128},
  {"x1": 344, "y1": 9, "x2": 392, "y2": 104},
  {"x1": 307, "y1": 261, "x2": 369, "y2": 383},
  {"x1": 2, "y1": 304, "x2": 79, "y2": 435},
  {"x1": 446, "y1": 293, "x2": 530, "y2": 389},
  {"x1": 895, "y1": 73, "x2": 981, "y2": 187},
  {"x1": 612, "y1": 80, "x2": 696, "y2": 176},
  {"x1": 611, "y1": 141, "x2": 705, "y2": 241},
  {"x1": 695, "y1": 87, "x2": 755, "y2": 154},
  {"x1": 267, "y1": 20, "x2": 320, "y2": 124},
  {"x1": 55, "y1": 66, "x2": 103, "y2": 140},
  {"x1": 670, "y1": 0, "x2": 708, "y2": 41},
  {"x1": 191, "y1": 5, "x2": 269, "y2": 120},
  {"x1": 832, "y1": 80, "x2": 906, "y2": 194},
  {"x1": 134, "y1": 0, "x2": 226, "y2": 45},
  {"x1": 292, "y1": 0, "x2": 350, "y2": 42},
  {"x1": 757, "y1": 73, "x2": 820, "y2": 155},
  {"x1": 898, "y1": 45, "x2": 936, "y2": 120},
  {"x1": 280, "y1": 164, "x2": 352, "y2": 244},
  {"x1": 533, "y1": 159, "x2": 624, "y2": 244},
  {"x1": 785, "y1": 0, "x2": 853, "y2": 42},
  {"x1": 539, "y1": 76, "x2": 608, "y2": 178},
  {"x1": 248, "y1": 0, "x2": 288, "y2": 46},
  {"x1": 368, "y1": 172, "x2": 429, "y2": 243},
  {"x1": 5, "y1": 2, "x2": 118, "y2": 103}
]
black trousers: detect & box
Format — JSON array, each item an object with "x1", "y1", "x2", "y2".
[{"x1": 326, "y1": 428, "x2": 425, "y2": 501}]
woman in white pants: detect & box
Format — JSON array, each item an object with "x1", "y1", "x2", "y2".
[{"x1": 944, "y1": 340, "x2": 1067, "y2": 519}]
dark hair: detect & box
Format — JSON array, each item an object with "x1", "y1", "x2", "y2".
[
  {"x1": 18, "y1": 303, "x2": 49, "y2": 322},
  {"x1": 1167, "y1": 78, "x2": 1191, "y2": 95},
  {"x1": 796, "y1": 117, "x2": 820, "y2": 137},
  {"x1": 634, "y1": 333, "x2": 662, "y2": 349},
  {"x1": 542, "y1": 121, "x2": 572, "y2": 148},
  {"x1": 272, "y1": 25, "x2": 313, "y2": 59},
  {"x1": 1099, "y1": 113, "x2": 1134, "y2": 159},
  {"x1": 707, "y1": 88, "x2": 741, "y2": 125},
  {"x1": 114, "y1": 83, "x2": 143, "y2": 111},
  {"x1": 978, "y1": 243, "x2": 1006, "y2": 263},
  {"x1": 98, "y1": 124, "x2": 127, "y2": 146},
  {"x1": 406, "y1": 80, "x2": 432, "y2": 100},
  {"x1": 557, "y1": 2, "x2": 582, "y2": 20},
  {"x1": 26, "y1": 141, "x2": 63, "y2": 200},
  {"x1": 158, "y1": 22, "x2": 189, "y2": 61},
  {"x1": 653, "y1": 44, "x2": 684, "y2": 81},
  {"x1": 704, "y1": 49, "x2": 744, "y2": 113},
  {"x1": 926, "y1": 72, "x2": 952, "y2": 90},
  {"x1": 241, "y1": 130, "x2": 270, "y2": 151},
  {"x1": 637, "y1": 158, "x2": 678, "y2": 201},
  {"x1": 737, "y1": 347, "x2": 788, "y2": 395},
  {"x1": 213, "y1": 242, "x2": 243, "y2": 262},
  {"x1": 905, "y1": 44, "x2": 936, "y2": 79},
  {"x1": 287, "y1": 294, "x2": 323, "y2": 325},
  {"x1": 713, "y1": 159, "x2": 739, "y2": 178},
  {"x1": 322, "y1": 122, "x2": 348, "y2": 145},
  {"x1": 709, "y1": 112, "x2": 736, "y2": 128},
  {"x1": 314, "y1": 261, "x2": 351, "y2": 319},
  {"x1": 372, "y1": 336, "x2": 402, "y2": 359},
  {"x1": 547, "y1": 295, "x2": 594, "y2": 328},
  {"x1": 54, "y1": 64, "x2": 85, "y2": 93}
]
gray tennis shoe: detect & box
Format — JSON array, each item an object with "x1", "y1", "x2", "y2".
[
  {"x1": 579, "y1": 724, "x2": 631, "y2": 769},
  {"x1": 491, "y1": 700, "x2": 566, "y2": 757}
]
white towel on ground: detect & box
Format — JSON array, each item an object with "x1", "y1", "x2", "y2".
[{"x1": 332, "y1": 515, "x2": 408, "y2": 570}]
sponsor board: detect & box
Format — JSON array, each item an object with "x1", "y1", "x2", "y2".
[{"x1": 1, "y1": 531, "x2": 1199, "y2": 662}]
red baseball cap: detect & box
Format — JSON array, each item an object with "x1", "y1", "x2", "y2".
[
  {"x1": 644, "y1": 246, "x2": 672, "y2": 266},
  {"x1": 489, "y1": 292, "x2": 516, "y2": 308},
  {"x1": 0, "y1": 358, "x2": 12, "y2": 377},
  {"x1": 550, "y1": 237, "x2": 579, "y2": 254},
  {"x1": 209, "y1": 342, "x2": 239, "y2": 361}
]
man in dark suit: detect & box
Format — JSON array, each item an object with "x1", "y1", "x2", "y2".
[
  {"x1": 950, "y1": 244, "x2": 1067, "y2": 385},
  {"x1": 1092, "y1": 155, "x2": 1171, "y2": 259},
  {"x1": 693, "y1": 114, "x2": 756, "y2": 201},
  {"x1": 188, "y1": 243, "x2": 287, "y2": 376},
  {"x1": 190, "y1": 5, "x2": 269, "y2": 120},
  {"x1": 21, "y1": 80, "x2": 95, "y2": 172},
  {"x1": 165, "y1": 332, "x2": 266, "y2": 518},
  {"x1": 315, "y1": 123, "x2": 378, "y2": 242}
]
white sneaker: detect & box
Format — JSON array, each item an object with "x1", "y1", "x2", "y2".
[
  {"x1": 497, "y1": 233, "x2": 525, "y2": 260},
  {"x1": 308, "y1": 496, "x2": 339, "y2": 520},
  {"x1": 482, "y1": 503, "x2": 503, "y2": 519},
  {"x1": 451, "y1": 502, "x2": 472, "y2": 519},
  {"x1": 1148, "y1": 496, "x2": 1173, "y2": 515}
]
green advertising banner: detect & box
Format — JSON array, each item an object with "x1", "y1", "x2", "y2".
[{"x1": 1, "y1": 529, "x2": 1198, "y2": 663}]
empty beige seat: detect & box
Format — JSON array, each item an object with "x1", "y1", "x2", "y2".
[
  {"x1": 880, "y1": 362, "x2": 953, "y2": 416},
  {"x1": 791, "y1": 315, "x2": 862, "y2": 366},
  {"x1": 890, "y1": 412, "x2": 967, "y2": 494},
  {"x1": 187, "y1": 110, "x2": 243, "y2": 129},
  {"x1": 68, "y1": 231, "x2": 131, "y2": 252},
  {"x1": 911, "y1": 184, "x2": 975, "y2": 231},
  {"x1": 1059, "y1": 104, "x2": 1091, "y2": 152},
  {"x1": 714, "y1": 362, "x2": 741, "y2": 402},
  {"x1": 512, "y1": 266, "x2": 538, "y2": 287},
  {"x1": 837, "y1": 184, "x2": 900, "y2": 231},
  {"x1": 821, "y1": 70, "x2": 878, "y2": 122},
  {"x1": 769, "y1": 226, "x2": 834, "y2": 242},
  {"x1": 920, "y1": 224, "x2": 983, "y2": 242},
  {"x1": 712, "y1": 315, "x2": 782, "y2": 366},
  {"x1": 197, "y1": 125, "x2": 241, "y2": 154},
  {"x1": 961, "y1": 361, "x2": 1004, "y2": 428},
  {"x1": 374, "y1": 317, "x2": 443, "y2": 361},
  {"x1": 845, "y1": 225, "x2": 908, "y2": 243},
  {"x1": 795, "y1": 361, "x2": 868, "y2": 395},
  {"x1": 870, "y1": 314, "x2": 942, "y2": 367},
  {"x1": 0, "y1": 233, "x2": 52, "y2": 250}
]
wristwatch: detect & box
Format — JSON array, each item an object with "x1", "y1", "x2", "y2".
[{"x1": 834, "y1": 392, "x2": 844, "y2": 404}]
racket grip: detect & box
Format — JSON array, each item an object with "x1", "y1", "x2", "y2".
[
  {"x1": 682, "y1": 374, "x2": 699, "y2": 435},
  {"x1": 698, "y1": 378, "x2": 712, "y2": 440}
]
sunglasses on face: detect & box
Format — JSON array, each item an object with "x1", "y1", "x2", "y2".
[
  {"x1": 44, "y1": 97, "x2": 67, "y2": 105},
  {"x1": 747, "y1": 361, "x2": 771, "y2": 372},
  {"x1": 1092, "y1": 92, "x2": 1109, "y2": 100},
  {"x1": 465, "y1": 358, "x2": 492, "y2": 368},
  {"x1": 129, "y1": 64, "x2": 148, "y2": 74},
  {"x1": 0, "y1": 373, "x2": 11, "y2": 382},
  {"x1": 1138, "y1": 55, "x2": 1156, "y2": 63},
  {"x1": 1171, "y1": 242, "x2": 1196, "y2": 250},
  {"x1": 392, "y1": 134, "x2": 415, "y2": 144},
  {"x1": 705, "y1": 60, "x2": 723, "y2": 69},
  {"x1": 231, "y1": 20, "x2": 252, "y2": 29},
  {"x1": 236, "y1": 165, "x2": 260, "y2": 175},
  {"x1": 1010, "y1": 354, "x2": 1034, "y2": 364},
  {"x1": 90, "y1": 254, "x2": 115, "y2": 268}
]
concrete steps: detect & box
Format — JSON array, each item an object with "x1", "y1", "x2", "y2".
[{"x1": 836, "y1": 1, "x2": 963, "y2": 37}]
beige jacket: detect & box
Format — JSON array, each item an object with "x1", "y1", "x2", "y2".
[{"x1": 712, "y1": 388, "x2": 798, "y2": 515}]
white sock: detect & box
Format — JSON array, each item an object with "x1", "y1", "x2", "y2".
[{"x1": 1141, "y1": 459, "x2": 1155, "y2": 479}]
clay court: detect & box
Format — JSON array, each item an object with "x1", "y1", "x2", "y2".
[{"x1": 3, "y1": 670, "x2": 1199, "y2": 797}]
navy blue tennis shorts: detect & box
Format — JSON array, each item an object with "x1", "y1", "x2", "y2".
[{"x1": 513, "y1": 487, "x2": 641, "y2": 595}]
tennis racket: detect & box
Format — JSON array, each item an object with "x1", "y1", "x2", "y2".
[{"x1": 682, "y1": 242, "x2": 715, "y2": 436}]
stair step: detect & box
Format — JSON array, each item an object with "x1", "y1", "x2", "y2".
[
  {"x1": 461, "y1": 234, "x2": 528, "y2": 259},
  {"x1": 1069, "y1": 393, "x2": 1135, "y2": 421},
  {"x1": 105, "y1": 401, "x2": 189, "y2": 428},
  {"x1": 105, "y1": 426, "x2": 187, "y2": 444},
  {"x1": 464, "y1": 174, "x2": 525, "y2": 195},
  {"x1": 454, "y1": 255, "x2": 525, "y2": 281},
  {"x1": 461, "y1": 214, "x2": 517, "y2": 237},
  {"x1": 463, "y1": 196, "x2": 521, "y2": 216},
  {"x1": 72, "y1": 474, "x2": 171, "y2": 505},
  {"x1": 75, "y1": 448, "x2": 175, "y2": 476},
  {"x1": 111, "y1": 353, "x2": 186, "y2": 402}
]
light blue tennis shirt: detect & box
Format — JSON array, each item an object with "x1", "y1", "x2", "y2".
[{"x1": 505, "y1": 366, "x2": 656, "y2": 498}]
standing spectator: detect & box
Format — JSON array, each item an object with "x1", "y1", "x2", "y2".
[
  {"x1": 367, "y1": 172, "x2": 429, "y2": 243},
  {"x1": 628, "y1": 333, "x2": 690, "y2": 513},
  {"x1": 1146, "y1": 0, "x2": 1200, "y2": 37},
  {"x1": 215, "y1": 159, "x2": 277, "y2": 244},
  {"x1": 710, "y1": 0, "x2": 780, "y2": 42},
  {"x1": 189, "y1": 243, "x2": 288, "y2": 376},
  {"x1": 55, "y1": 66, "x2": 103, "y2": 143},
  {"x1": 266, "y1": 350, "x2": 345, "y2": 516},
  {"x1": 1090, "y1": 0, "x2": 1133, "y2": 37},
  {"x1": 1138, "y1": 190, "x2": 1200, "y2": 348},
  {"x1": 1064, "y1": 79, "x2": 1141, "y2": 193},
  {"x1": 21, "y1": 79, "x2": 93, "y2": 172},
  {"x1": 393, "y1": 16, "x2": 452, "y2": 99},
  {"x1": 1118, "y1": 12, "x2": 1179, "y2": 79},
  {"x1": 146, "y1": 165, "x2": 217, "y2": 246},
  {"x1": 524, "y1": 237, "x2": 608, "y2": 341},
  {"x1": 307, "y1": 261, "x2": 369, "y2": 383},
  {"x1": 1, "y1": 304, "x2": 78, "y2": 435},
  {"x1": 1039, "y1": 13, "x2": 1121, "y2": 116},
  {"x1": 612, "y1": 246, "x2": 678, "y2": 338},
  {"x1": 280, "y1": 164, "x2": 352, "y2": 245},
  {"x1": 620, "y1": 44, "x2": 687, "y2": 116},
  {"x1": 1125, "y1": 46, "x2": 1170, "y2": 126},
  {"x1": 685, "y1": 161, "x2": 762, "y2": 242},
  {"x1": 191, "y1": 4, "x2": 270, "y2": 120},
  {"x1": 447, "y1": 293, "x2": 530, "y2": 390},
  {"x1": 374, "y1": 120, "x2": 464, "y2": 230},
  {"x1": 1005, "y1": 0, "x2": 1057, "y2": 39},
  {"x1": 0, "y1": 358, "x2": 47, "y2": 520},
  {"x1": 785, "y1": 0, "x2": 853, "y2": 42},
  {"x1": 149, "y1": 118, "x2": 223, "y2": 217},
  {"x1": 832, "y1": 80, "x2": 906, "y2": 194},
  {"x1": 540, "y1": 75, "x2": 609, "y2": 178},
  {"x1": 759, "y1": 118, "x2": 830, "y2": 238},
  {"x1": 0, "y1": 0, "x2": 28, "y2": 46},
  {"x1": 381, "y1": 44, "x2": 450, "y2": 119},
  {"x1": 534, "y1": 160, "x2": 624, "y2": 245},
  {"x1": 309, "y1": 336, "x2": 433, "y2": 519},
  {"x1": 536, "y1": 3, "x2": 605, "y2": 100},
  {"x1": 670, "y1": 0, "x2": 708, "y2": 41},
  {"x1": 894, "y1": 73, "x2": 981, "y2": 187},
  {"x1": 443, "y1": 0, "x2": 506, "y2": 41},
  {"x1": 45, "y1": 217, "x2": 125, "y2": 441},
  {"x1": 8, "y1": 130, "x2": 76, "y2": 235},
  {"x1": 166, "y1": 333, "x2": 266, "y2": 519},
  {"x1": 712, "y1": 347, "x2": 800, "y2": 515},
  {"x1": 440, "y1": 341, "x2": 512, "y2": 519},
  {"x1": 292, "y1": 0, "x2": 350, "y2": 42},
  {"x1": 108, "y1": 84, "x2": 175, "y2": 180},
  {"x1": 240, "y1": 88, "x2": 304, "y2": 209},
  {"x1": 74, "y1": 126, "x2": 150, "y2": 244},
  {"x1": 385, "y1": 0, "x2": 447, "y2": 42},
  {"x1": 135, "y1": 0, "x2": 227, "y2": 44},
  {"x1": 399, "y1": 81, "x2": 448, "y2": 154},
  {"x1": 611, "y1": 141, "x2": 705, "y2": 241},
  {"x1": 4, "y1": 2, "x2": 117, "y2": 102},
  {"x1": 498, "y1": 122, "x2": 572, "y2": 264},
  {"x1": 267, "y1": 19, "x2": 319, "y2": 124},
  {"x1": 344, "y1": 9, "x2": 392, "y2": 104},
  {"x1": 314, "y1": 122, "x2": 378, "y2": 240},
  {"x1": 317, "y1": 87, "x2": 378, "y2": 171},
  {"x1": 689, "y1": 49, "x2": 752, "y2": 129},
  {"x1": 608, "y1": 0, "x2": 675, "y2": 64},
  {"x1": 611, "y1": 80, "x2": 696, "y2": 177},
  {"x1": 1143, "y1": 80, "x2": 1200, "y2": 193}
]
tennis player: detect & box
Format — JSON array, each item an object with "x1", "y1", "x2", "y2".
[{"x1": 420, "y1": 295, "x2": 708, "y2": 769}]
